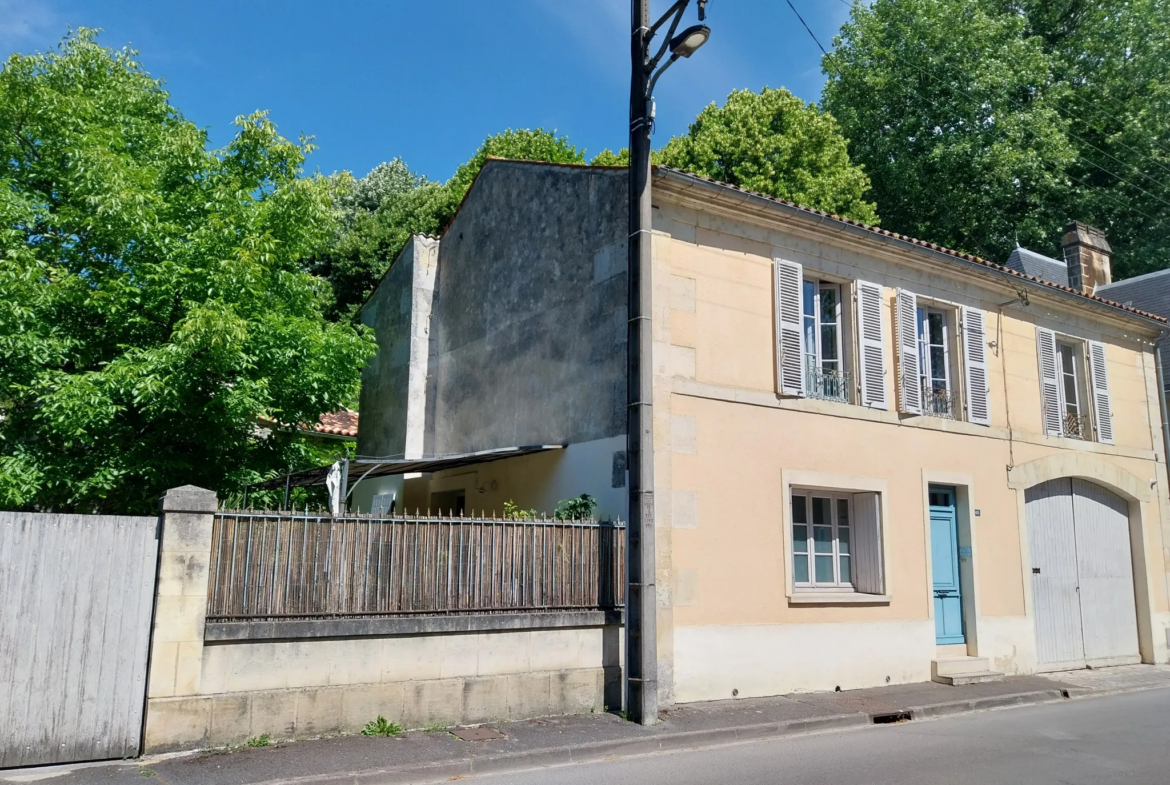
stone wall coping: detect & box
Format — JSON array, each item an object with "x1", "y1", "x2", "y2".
[
  {"x1": 204, "y1": 609, "x2": 623, "y2": 642},
  {"x1": 159, "y1": 485, "x2": 218, "y2": 513}
]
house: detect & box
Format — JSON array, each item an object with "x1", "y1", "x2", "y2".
[{"x1": 355, "y1": 158, "x2": 1170, "y2": 705}]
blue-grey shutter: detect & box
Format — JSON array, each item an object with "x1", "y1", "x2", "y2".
[
  {"x1": 1037, "y1": 327, "x2": 1063, "y2": 437},
  {"x1": 856, "y1": 280, "x2": 888, "y2": 409},
  {"x1": 773, "y1": 258, "x2": 805, "y2": 396},
  {"x1": 1088, "y1": 341, "x2": 1114, "y2": 444},
  {"x1": 962, "y1": 306, "x2": 991, "y2": 425},
  {"x1": 896, "y1": 289, "x2": 922, "y2": 414},
  {"x1": 852, "y1": 492, "x2": 884, "y2": 595}
]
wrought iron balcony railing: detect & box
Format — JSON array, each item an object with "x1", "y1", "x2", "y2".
[
  {"x1": 922, "y1": 385, "x2": 955, "y2": 419},
  {"x1": 1063, "y1": 412, "x2": 1091, "y2": 440},
  {"x1": 807, "y1": 367, "x2": 850, "y2": 403}
]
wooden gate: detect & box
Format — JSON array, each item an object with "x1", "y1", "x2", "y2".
[
  {"x1": 1025, "y1": 478, "x2": 1140, "y2": 671},
  {"x1": 0, "y1": 512, "x2": 159, "y2": 768}
]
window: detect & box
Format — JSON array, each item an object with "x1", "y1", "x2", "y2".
[
  {"x1": 1037, "y1": 328, "x2": 1113, "y2": 443},
  {"x1": 791, "y1": 488, "x2": 884, "y2": 595},
  {"x1": 802, "y1": 280, "x2": 847, "y2": 402},
  {"x1": 792, "y1": 491, "x2": 852, "y2": 588},
  {"x1": 1057, "y1": 342, "x2": 1087, "y2": 438},
  {"x1": 917, "y1": 307, "x2": 953, "y2": 418}
]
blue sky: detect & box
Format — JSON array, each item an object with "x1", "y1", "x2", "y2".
[{"x1": 1, "y1": 0, "x2": 854, "y2": 182}]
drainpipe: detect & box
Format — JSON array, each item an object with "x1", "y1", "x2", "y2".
[{"x1": 1155, "y1": 338, "x2": 1170, "y2": 500}]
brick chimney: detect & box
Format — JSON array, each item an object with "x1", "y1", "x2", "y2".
[{"x1": 1062, "y1": 221, "x2": 1112, "y2": 294}]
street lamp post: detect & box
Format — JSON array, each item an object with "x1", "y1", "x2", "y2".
[{"x1": 626, "y1": 0, "x2": 709, "y2": 727}]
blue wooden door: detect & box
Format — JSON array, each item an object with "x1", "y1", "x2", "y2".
[{"x1": 930, "y1": 487, "x2": 965, "y2": 644}]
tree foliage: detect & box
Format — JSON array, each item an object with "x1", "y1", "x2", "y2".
[
  {"x1": 658, "y1": 88, "x2": 879, "y2": 223},
  {"x1": 591, "y1": 88, "x2": 878, "y2": 224},
  {"x1": 0, "y1": 29, "x2": 375, "y2": 512},
  {"x1": 823, "y1": 0, "x2": 1170, "y2": 277},
  {"x1": 315, "y1": 129, "x2": 584, "y2": 319}
]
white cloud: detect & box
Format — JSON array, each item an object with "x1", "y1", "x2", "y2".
[{"x1": 0, "y1": 0, "x2": 58, "y2": 48}]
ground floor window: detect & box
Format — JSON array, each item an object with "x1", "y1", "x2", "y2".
[{"x1": 791, "y1": 488, "x2": 884, "y2": 594}]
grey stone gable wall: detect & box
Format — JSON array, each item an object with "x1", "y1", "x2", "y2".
[
  {"x1": 424, "y1": 162, "x2": 628, "y2": 455},
  {"x1": 1005, "y1": 246, "x2": 1069, "y2": 287},
  {"x1": 358, "y1": 236, "x2": 438, "y2": 458}
]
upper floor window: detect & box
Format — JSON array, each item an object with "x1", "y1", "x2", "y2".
[
  {"x1": 775, "y1": 258, "x2": 884, "y2": 408},
  {"x1": 803, "y1": 280, "x2": 847, "y2": 402},
  {"x1": 917, "y1": 307, "x2": 955, "y2": 419},
  {"x1": 896, "y1": 290, "x2": 990, "y2": 425},
  {"x1": 1037, "y1": 327, "x2": 1114, "y2": 444}
]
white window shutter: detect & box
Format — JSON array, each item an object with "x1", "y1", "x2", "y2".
[
  {"x1": 773, "y1": 259, "x2": 805, "y2": 396},
  {"x1": 1036, "y1": 327, "x2": 1063, "y2": 437},
  {"x1": 851, "y1": 492, "x2": 884, "y2": 595},
  {"x1": 896, "y1": 289, "x2": 922, "y2": 414},
  {"x1": 1088, "y1": 340, "x2": 1115, "y2": 444},
  {"x1": 855, "y1": 280, "x2": 888, "y2": 409},
  {"x1": 961, "y1": 306, "x2": 991, "y2": 425}
]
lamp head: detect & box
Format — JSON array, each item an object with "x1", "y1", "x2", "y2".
[{"x1": 668, "y1": 24, "x2": 710, "y2": 58}]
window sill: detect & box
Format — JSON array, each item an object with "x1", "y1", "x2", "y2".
[{"x1": 788, "y1": 592, "x2": 891, "y2": 606}]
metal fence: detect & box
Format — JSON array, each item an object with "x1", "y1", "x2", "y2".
[{"x1": 206, "y1": 510, "x2": 625, "y2": 621}]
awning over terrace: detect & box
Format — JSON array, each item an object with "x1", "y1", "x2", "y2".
[{"x1": 250, "y1": 445, "x2": 564, "y2": 491}]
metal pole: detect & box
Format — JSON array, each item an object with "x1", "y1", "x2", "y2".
[{"x1": 626, "y1": 0, "x2": 658, "y2": 726}]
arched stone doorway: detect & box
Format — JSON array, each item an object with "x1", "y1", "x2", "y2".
[{"x1": 1025, "y1": 477, "x2": 1140, "y2": 671}]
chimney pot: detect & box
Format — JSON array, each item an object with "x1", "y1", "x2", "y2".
[{"x1": 1062, "y1": 221, "x2": 1112, "y2": 294}]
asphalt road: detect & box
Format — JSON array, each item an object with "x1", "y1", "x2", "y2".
[{"x1": 447, "y1": 689, "x2": 1170, "y2": 785}]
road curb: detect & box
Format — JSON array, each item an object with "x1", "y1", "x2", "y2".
[
  {"x1": 253, "y1": 712, "x2": 872, "y2": 785},
  {"x1": 907, "y1": 688, "x2": 1068, "y2": 720},
  {"x1": 70, "y1": 685, "x2": 1160, "y2": 785}
]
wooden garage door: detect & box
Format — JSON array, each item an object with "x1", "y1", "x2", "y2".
[{"x1": 1025, "y1": 478, "x2": 1140, "y2": 671}]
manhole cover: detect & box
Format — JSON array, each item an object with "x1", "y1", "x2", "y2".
[{"x1": 451, "y1": 726, "x2": 505, "y2": 742}]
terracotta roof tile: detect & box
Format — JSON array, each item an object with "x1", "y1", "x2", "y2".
[
  {"x1": 258, "y1": 409, "x2": 359, "y2": 439},
  {"x1": 312, "y1": 409, "x2": 359, "y2": 437}
]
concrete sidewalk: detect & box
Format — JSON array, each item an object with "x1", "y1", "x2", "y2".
[{"x1": 8, "y1": 666, "x2": 1170, "y2": 785}]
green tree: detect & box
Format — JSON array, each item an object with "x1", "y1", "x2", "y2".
[
  {"x1": 823, "y1": 0, "x2": 1170, "y2": 278},
  {"x1": 658, "y1": 88, "x2": 879, "y2": 223},
  {"x1": 316, "y1": 129, "x2": 584, "y2": 319},
  {"x1": 0, "y1": 29, "x2": 375, "y2": 512},
  {"x1": 590, "y1": 88, "x2": 878, "y2": 224}
]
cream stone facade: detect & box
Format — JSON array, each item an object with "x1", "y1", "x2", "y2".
[{"x1": 650, "y1": 171, "x2": 1170, "y2": 703}]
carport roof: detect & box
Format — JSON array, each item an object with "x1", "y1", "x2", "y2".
[{"x1": 251, "y1": 445, "x2": 564, "y2": 490}]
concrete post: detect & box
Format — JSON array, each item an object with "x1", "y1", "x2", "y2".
[{"x1": 143, "y1": 485, "x2": 217, "y2": 748}]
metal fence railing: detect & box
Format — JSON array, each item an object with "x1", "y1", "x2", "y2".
[{"x1": 206, "y1": 511, "x2": 625, "y2": 621}]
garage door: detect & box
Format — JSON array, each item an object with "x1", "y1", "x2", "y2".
[{"x1": 1025, "y1": 478, "x2": 1140, "y2": 671}]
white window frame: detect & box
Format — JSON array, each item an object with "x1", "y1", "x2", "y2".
[
  {"x1": 1055, "y1": 337, "x2": 1093, "y2": 440},
  {"x1": 916, "y1": 304, "x2": 963, "y2": 419},
  {"x1": 791, "y1": 489, "x2": 855, "y2": 591},
  {"x1": 802, "y1": 279, "x2": 848, "y2": 402}
]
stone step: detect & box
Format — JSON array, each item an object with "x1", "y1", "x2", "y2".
[
  {"x1": 932, "y1": 671, "x2": 1006, "y2": 686},
  {"x1": 932, "y1": 656, "x2": 991, "y2": 678}
]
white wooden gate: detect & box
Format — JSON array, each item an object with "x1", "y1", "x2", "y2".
[
  {"x1": 1025, "y1": 478, "x2": 1140, "y2": 671},
  {"x1": 0, "y1": 512, "x2": 159, "y2": 768}
]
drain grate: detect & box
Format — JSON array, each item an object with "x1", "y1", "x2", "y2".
[{"x1": 871, "y1": 711, "x2": 913, "y2": 724}]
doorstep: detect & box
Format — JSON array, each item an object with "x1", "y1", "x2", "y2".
[{"x1": 932, "y1": 655, "x2": 1005, "y2": 685}]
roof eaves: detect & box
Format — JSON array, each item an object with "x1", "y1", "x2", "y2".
[{"x1": 653, "y1": 167, "x2": 1167, "y2": 327}]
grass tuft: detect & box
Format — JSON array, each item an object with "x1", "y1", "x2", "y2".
[{"x1": 361, "y1": 716, "x2": 404, "y2": 737}]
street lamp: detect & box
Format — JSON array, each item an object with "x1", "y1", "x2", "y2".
[{"x1": 626, "y1": 0, "x2": 710, "y2": 728}]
